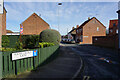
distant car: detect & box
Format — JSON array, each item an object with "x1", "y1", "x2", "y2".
[{"x1": 71, "y1": 40, "x2": 75, "y2": 43}]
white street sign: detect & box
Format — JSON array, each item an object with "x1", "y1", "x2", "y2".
[{"x1": 12, "y1": 50, "x2": 38, "y2": 60}]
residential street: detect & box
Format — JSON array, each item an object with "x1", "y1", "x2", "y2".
[
  {"x1": 63, "y1": 43, "x2": 120, "y2": 80},
  {"x1": 5, "y1": 43, "x2": 120, "y2": 80},
  {"x1": 15, "y1": 43, "x2": 82, "y2": 79}
]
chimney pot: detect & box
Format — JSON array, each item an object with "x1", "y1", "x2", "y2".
[
  {"x1": 72, "y1": 27, "x2": 75, "y2": 30},
  {"x1": 77, "y1": 25, "x2": 79, "y2": 28},
  {"x1": 88, "y1": 17, "x2": 90, "y2": 20}
]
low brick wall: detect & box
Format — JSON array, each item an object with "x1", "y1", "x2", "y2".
[{"x1": 93, "y1": 34, "x2": 118, "y2": 49}]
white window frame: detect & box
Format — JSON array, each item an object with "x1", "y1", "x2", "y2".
[
  {"x1": 116, "y1": 29, "x2": 118, "y2": 33},
  {"x1": 97, "y1": 27, "x2": 99, "y2": 31}
]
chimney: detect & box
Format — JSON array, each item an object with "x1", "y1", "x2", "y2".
[
  {"x1": 76, "y1": 25, "x2": 79, "y2": 28},
  {"x1": 88, "y1": 17, "x2": 90, "y2": 20},
  {"x1": 72, "y1": 27, "x2": 75, "y2": 30}
]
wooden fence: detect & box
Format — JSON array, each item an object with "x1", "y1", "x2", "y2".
[{"x1": 0, "y1": 45, "x2": 59, "y2": 78}]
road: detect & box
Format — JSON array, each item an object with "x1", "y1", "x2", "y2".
[{"x1": 63, "y1": 43, "x2": 120, "y2": 80}]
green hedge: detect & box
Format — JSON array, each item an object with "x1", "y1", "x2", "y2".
[
  {"x1": 39, "y1": 29, "x2": 61, "y2": 45},
  {"x1": 2, "y1": 35, "x2": 39, "y2": 49}
]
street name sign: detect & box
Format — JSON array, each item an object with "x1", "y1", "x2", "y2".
[{"x1": 12, "y1": 50, "x2": 38, "y2": 60}]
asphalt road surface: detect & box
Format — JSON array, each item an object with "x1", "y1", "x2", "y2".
[{"x1": 63, "y1": 43, "x2": 120, "y2": 80}]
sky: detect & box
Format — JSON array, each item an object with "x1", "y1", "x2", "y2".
[{"x1": 4, "y1": 2, "x2": 118, "y2": 35}]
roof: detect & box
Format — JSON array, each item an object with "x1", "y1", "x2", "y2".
[
  {"x1": 76, "y1": 17, "x2": 106, "y2": 29},
  {"x1": 117, "y1": 10, "x2": 120, "y2": 13},
  {"x1": 21, "y1": 13, "x2": 49, "y2": 26},
  {"x1": 6, "y1": 30, "x2": 13, "y2": 33},
  {"x1": 109, "y1": 19, "x2": 118, "y2": 28},
  {"x1": 68, "y1": 28, "x2": 76, "y2": 34}
]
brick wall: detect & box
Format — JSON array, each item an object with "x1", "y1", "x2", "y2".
[
  {"x1": 21, "y1": 13, "x2": 50, "y2": 35},
  {"x1": 0, "y1": 14, "x2": 2, "y2": 48},
  {"x1": 2, "y1": 8, "x2": 6, "y2": 35},
  {"x1": 93, "y1": 34, "x2": 118, "y2": 49},
  {"x1": 83, "y1": 18, "x2": 106, "y2": 44},
  {"x1": 0, "y1": 8, "x2": 7, "y2": 48}
]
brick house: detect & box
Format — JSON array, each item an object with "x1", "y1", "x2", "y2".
[
  {"x1": 76, "y1": 17, "x2": 106, "y2": 44},
  {"x1": 0, "y1": 7, "x2": 7, "y2": 35},
  {"x1": 0, "y1": 7, "x2": 7, "y2": 47},
  {"x1": 109, "y1": 19, "x2": 118, "y2": 35},
  {"x1": 20, "y1": 13, "x2": 50, "y2": 35},
  {"x1": 68, "y1": 27, "x2": 76, "y2": 40}
]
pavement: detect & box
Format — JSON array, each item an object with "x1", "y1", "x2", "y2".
[{"x1": 14, "y1": 44, "x2": 82, "y2": 79}]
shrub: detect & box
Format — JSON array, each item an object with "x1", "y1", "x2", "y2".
[
  {"x1": 15, "y1": 40, "x2": 23, "y2": 50},
  {"x1": 0, "y1": 48, "x2": 16, "y2": 52},
  {"x1": 39, "y1": 29, "x2": 61, "y2": 45},
  {"x1": 23, "y1": 35, "x2": 39, "y2": 49},
  {"x1": 2, "y1": 36, "x2": 9, "y2": 48},
  {"x1": 38, "y1": 42, "x2": 55, "y2": 48}
]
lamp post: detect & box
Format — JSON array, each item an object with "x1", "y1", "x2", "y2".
[
  {"x1": 58, "y1": 2, "x2": 62, "y2": 32},
  {"x1": 117, "y1": 1, "x2": 120, "y2": 49}
]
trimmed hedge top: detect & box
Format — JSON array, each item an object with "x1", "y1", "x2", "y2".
[{"x1": 39, "y1": 29, "x2": 61, "y2": 45}]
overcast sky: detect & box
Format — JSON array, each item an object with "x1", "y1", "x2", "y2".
[{"x1": 5, "y1": 2, "x2": 118, "y2": 35}]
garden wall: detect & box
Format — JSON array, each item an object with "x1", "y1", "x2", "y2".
[
  {"x1": 0, "y1": 45, "x2": 59, "y2": 78},
  {"x1": 93, "y1": 34, "x2": 118, "y2": 49}
]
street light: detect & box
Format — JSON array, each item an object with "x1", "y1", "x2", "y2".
[{"x1": 57, "y1": 2, "x2": 62, "y2": 32}]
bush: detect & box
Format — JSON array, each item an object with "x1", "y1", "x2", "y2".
[
  {"x1": 23, "y1": 35, "x2": 39, "y2": 49},
  {"x1": 15, "y1": 40, "x2": 23, "y2": 50},
  {"x1": 0, "y1": 48, "x2": 16, "y2": 52},
  {"x1": 2, "y1": 36, "x2": 9, "y2": 48},
  {"x1": 39, "y1": 29, "x2": 61, "y2": 45},
  {"x1": 38, "y1": 42, "x2": 54, "y2": 48}
]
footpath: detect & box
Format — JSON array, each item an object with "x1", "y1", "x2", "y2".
[{"x1": 14, "y1": 44, "x2": 82, "y2": 79}]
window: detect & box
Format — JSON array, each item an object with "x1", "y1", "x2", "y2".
[
  {"x1": 113, "y1": 23, "x2": 116, "y2": 27},
  {"x1": 116, "y1": 29, "x2": 118, "y2": 33},
  {"x1": 110, "y1": 30, "x2": 113, "y2": 33},
  {"x1": 97, "y1": 27, "x2": 99, "y2": 31},
  {"x1": 95, "y1": 38, "x2": 97, "y2": 40}
]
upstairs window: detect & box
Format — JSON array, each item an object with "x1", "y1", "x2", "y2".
[
  {"x1": 116, "y1": 29, "x2": 118, "y2": 33},
  {"x1": 113, "y1": 23, "x2": 116, "y2": 27},
  {"x1": 97, "y1": 27, "x2": 99, "y2": 31},
  {"x1": 110, "y1": 29, "x2": 113, "y2": 33}
]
